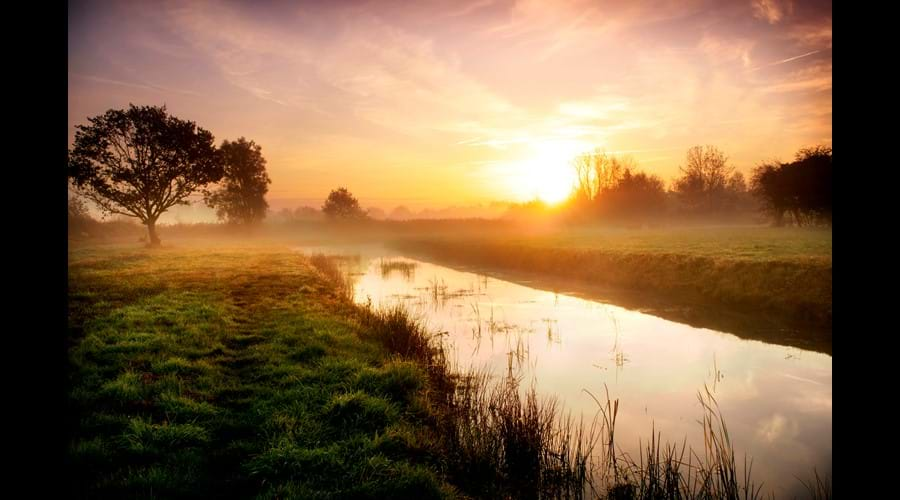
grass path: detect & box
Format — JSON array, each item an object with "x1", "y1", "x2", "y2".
[{"x1": 67, "y1": 245, "x2": 454, "y2": 499}]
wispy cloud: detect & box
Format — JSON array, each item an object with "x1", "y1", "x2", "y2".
[
  {"x1": 788, "y1": 21, "x2": 832, "y2": 49},
  {"x1": 69, "y1": 73, "x2": 202, "y2": 97},
  {"x1": 751, "y1": 0, "x2": 793, "y2": 25},
  {"x1": 750, "y1": 49, "x2": 820, "y2": 71}
]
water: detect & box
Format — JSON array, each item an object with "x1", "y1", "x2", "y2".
[{"x1": 298, "y1": 243, "x2": 832, "y2": 497}]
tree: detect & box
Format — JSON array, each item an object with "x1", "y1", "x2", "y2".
[
  {"x1": 204, "y1": 137, "x2": 271, "y2": 226},
  {"x1": 389, "y1": 206, "x2": 414, "y2": 220},
  {"x1": 322, "y1": 187, "x2": 366, "y2": 219},
  {"x1": 750, "y1": 145, "x2": 832, "y2": 226},
  {"x1": 672, "y1": 145, "x2": 739, "y2": 214},
  {"x1": 68, "y1": 196, "x2": 89, "y2": 220},
  {"x1": 294, "y1": 206, "x2": 322, "y2": 221},
  {"x1": 602, "y1": 168, "x2": 667, "y2": 220},
  {"x1": 67, "y1": 104, "x2": 222, "y2": 246},
  {"x1": 750, "y1": 162, "x2": 789, "y2": 225},
  {"x1": 570, "y1": 149, "x2": 629, "y2": 206},
  {"x1": 571, "y1": 151, "x2": 598, "y2": 204},
  {"x1": 68, "y1": 196, "x2": 97, "y2": 238}
]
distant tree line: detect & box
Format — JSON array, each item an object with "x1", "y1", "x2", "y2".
[{"x1": 565, "y1": 144, "x2": 830, "y2": 226}]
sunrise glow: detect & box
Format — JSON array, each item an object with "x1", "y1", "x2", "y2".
[{"x1": 69, "y1": 0, "x2": 832, "y2": 215}]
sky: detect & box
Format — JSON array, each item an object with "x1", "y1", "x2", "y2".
[{"x1": 68, "y1": 0, "x2": 832, "y2": 216}]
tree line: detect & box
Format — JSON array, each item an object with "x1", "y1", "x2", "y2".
[{"x1": 564, "y1": 144, "x2": 830, "y2": 226}]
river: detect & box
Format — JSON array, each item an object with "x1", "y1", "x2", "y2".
[{"x1": 297, "y1": 243, "x2": 832, "y2": 497}]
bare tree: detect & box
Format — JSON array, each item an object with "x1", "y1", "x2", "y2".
[
  {"x1": 572, "y1": 151, "x2": 598, "y2": 203},
  {"x1": 570, "y1": 149, "x2": 629, "y2": 204},
  {"x1": 672, "y1": 145, "x2": 735, "y2": 213}
]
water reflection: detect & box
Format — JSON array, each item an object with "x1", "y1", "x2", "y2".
[{"x1": 296, "y1": 244, "x2": 832, "y2": 497}]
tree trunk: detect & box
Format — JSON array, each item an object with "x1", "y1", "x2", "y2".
[
  {"x1": 773, "y1": 210, "x2": 784, "y2": 227},
  {"x1": 146, "y1": 218, "x2": 161, "y2": 247}
]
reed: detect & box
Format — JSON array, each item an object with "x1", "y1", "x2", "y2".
[
  {"x1": 379, "y1": 258, "x2": 418, "y2": 280},
  {"x1": 309, "y1": 253, "x2": 355, "y2": 300}
]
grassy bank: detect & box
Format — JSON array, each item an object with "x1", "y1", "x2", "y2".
[
  {"x1": 67, "y1": 244, "x2": 825, "y2": 498},
  {"x1": 67, "y1": 245, "x2": 460, "y2": 498},
  {"x1": 391, "y1": 227, "x2": 831, "y2": 339}
]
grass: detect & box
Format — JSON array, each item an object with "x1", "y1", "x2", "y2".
[
  {"x1": 67, "y1": 243, "x2": 830, "y2": 499},
  {"x1": 67, "y1": 245, "x2": 454, "y2": 498},
  {"x1": 494, "y1": 226, "x2": 832, "y2": 262}
]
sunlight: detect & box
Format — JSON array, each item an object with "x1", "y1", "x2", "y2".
[{"x1": 512, "y1": 140, "x2": 584, "y2": 204}]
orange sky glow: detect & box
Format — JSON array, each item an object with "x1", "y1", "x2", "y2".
[{"x1": 69, "y1": 0, "x2": 832, "y2": 217}]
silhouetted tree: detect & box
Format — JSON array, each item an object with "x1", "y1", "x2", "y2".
[
  {"x1": 67, "y1": 104, "x2": 222, "y2": 246},
  {"x1": 389, "y1": 205, "x2": 414, "y2": 220},
  {"x1": 750, "y1": 145, "x2": 832, "y2": 226},
  {"x1": 68, "y1": 196, "x2": 96, "y2": 238},
  {"x1": 204, "y1": 137, "x2": 271, "y2": 226},
  {"x1": 68, "y1": 196, "x2": 89, "y2": 220},
  {"x1": 672, "y1": 145, "x2": 735, "y2": 214},
  {"x1": 570, "y1": 149, "x2": 632, "y2": 204},
  {"x1": 671, "y1": 145, "x2": 750, "y2": 216},
  {"x1": 571, "y1": 151, "x2": 599, "y2": 205},
  {"x1": 322, "y1": 187, "x2": 366, "y2": 219},
  {"x1": 602, "y1": 168, "x2": 667, "y2": 220}
]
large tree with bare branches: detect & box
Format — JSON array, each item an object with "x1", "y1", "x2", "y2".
[{"x1": 67, "y1": 105, "x2": 223, "y2": 246}]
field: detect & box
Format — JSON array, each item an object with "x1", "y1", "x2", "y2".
[{"x1": 479, "y1": 225, "x2": 832, "y2": 262}]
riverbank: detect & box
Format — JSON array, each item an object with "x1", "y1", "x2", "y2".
[{"x1": 391, "y1": 231, "x2": 831, "y2": 349}]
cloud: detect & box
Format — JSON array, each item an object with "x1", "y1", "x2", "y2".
[
  {"x1": 755, "y1": 413, "x2": 799, "y2": 443},
  {"x1": 788, "y1": 21, "x2": 832, "y2": 49},
  {"x1": 761, "y1": 62, "x2": 831, "y2": 93},
  {"x1": 698, "y1": 34, "x2": 756, "y2": 68},
  {"x1": 69, "y1": 73, "x2": 202, "y2": 97},
  {"x1": 751, "y1": 0, "x2": 793, "y2": 24},
  {"x1": 750, "y1": 50, "x2": 820, "y2": 71}
]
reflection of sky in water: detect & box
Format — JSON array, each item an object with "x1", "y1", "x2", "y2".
[{"x1": 299, "y1": 245, "x2": 832, "y2": 497}]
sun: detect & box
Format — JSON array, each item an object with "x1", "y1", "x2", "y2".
[{"x1": 513, "y1": 140, "x2": 582, "y2": 204}]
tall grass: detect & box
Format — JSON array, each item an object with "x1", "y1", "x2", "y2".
[
  {"x1": 309, "y1": 253, "x2": 355, "y2": 300},
  {"x1": 380, "y1": 258, "x2": 418, "y2": 280}
]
